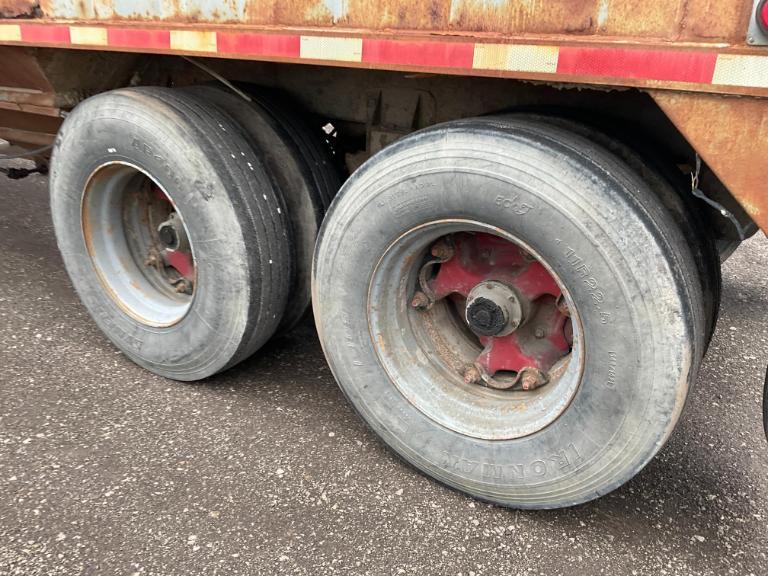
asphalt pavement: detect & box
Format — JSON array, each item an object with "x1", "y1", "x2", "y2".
[{"x1": 1, "y1": 168, "x2": 766, "y2": 576}]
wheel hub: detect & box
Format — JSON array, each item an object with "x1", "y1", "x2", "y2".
[
  {"x1": 413, "y1": 232, "x2": 571, "y2": 391},
  {"x1": 368, "y1": 220, "x2": 584, "y2": 440},
  {"x1": 465, "y1": 280, "x2": 524, "y2": 337}
]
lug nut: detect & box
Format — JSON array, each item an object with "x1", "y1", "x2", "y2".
[
  {"x1": 521, "y1": 372, "x2": 538, "y2": 391},
  {"x1": 431, "y1": 242, "x2": 454, "y2": 260},
  {"x1": 174, "y1": 280, "x2": 190, "y2": 294},
  {"x1": 463, "y1": 365, "x2": 481, "y2": 385},
  {"x1": 411, "y1": 291, "x2": 430, "y2": 309},
  {"x1": 534, "y1": 328, "x2": 545, "y2": 339},
  {"x1": 144, "y1": 253, "x2": 161, "y2": 269}
]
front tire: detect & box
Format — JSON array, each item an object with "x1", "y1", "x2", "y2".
[
  {"x1": 51, "y1": 87, "x2": 292, "y2": 380},
  {"x1": 313, "y1": 117, "x2": 705, "y2": 508}
]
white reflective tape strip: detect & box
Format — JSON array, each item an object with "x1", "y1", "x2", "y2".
[
  {"x1": 0, "y1": 24, "x2": 22, "y2": 42},
  {"x1": 170, "y1": 30, "x2": 217, "y2": 53},
  {"x1": 300, "y1": 36, "x2": 362, "y2": 62},
  {"x1": 712, "y1": 54, "x2": 768, "y2": 88},
  {"x1": 473, "y1": 43, "x2": 559, "y2": 73},
  {"x1": 70, "y1": 27, "x2": 108, "y2": 46}
]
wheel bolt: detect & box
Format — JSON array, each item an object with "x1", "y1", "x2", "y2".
[
  {"x1": 535, "y1": 328, "x2": 545, "y2": 339},
  {"x1": 463, "y1": 365, "x2": 481, "y2": 385},
  {"x1": 144, "y1": 253, "x2": 161, "y2": 269},
  {"x1": 431, "y1": 241, "x2": 454, "y2": 260},
  {"x1": 411, "y1": 291, "x2": 430, "y2": 309},
  {"x1": 521, "y1": 372, "x2": 538, "y2": 391},
  {"x1": 174, "y1": 280, "x2": 190, "y2": 294}
]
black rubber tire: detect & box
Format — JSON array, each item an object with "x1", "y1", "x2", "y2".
[
  {"x1": 50, "y1": 87, "x2": 291, "y2": 381},
  {"x1": 182, "y1": 85, "x2": 327, "y2": 332},
  {"x1": 242, "y1": 85, "x2": 342, "y2": 210},
  {"x1": 313, "y1": 116, "x2": 706, "y2": 508},
  {"x1": 522, "y1": 113, "x2": 722, "y2": 348}
]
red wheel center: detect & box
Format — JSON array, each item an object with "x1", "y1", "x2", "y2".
[
  {"x1": 150, "y1": 184, "x2": 195, "y2": 284},
  {"x1": 428, "y1": 233, "x2": 571, "y2": 379}
]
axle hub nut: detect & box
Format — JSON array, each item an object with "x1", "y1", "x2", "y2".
[
  {"x1": 157, "y1": 212, "x2": 189, "y2": 252},
  {"x1": 465, "y1": 281, "x2": 526, "y2": 337}
]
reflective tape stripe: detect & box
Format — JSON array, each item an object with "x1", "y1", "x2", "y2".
[
  {"x1": 170, "y1": 30, "x2": 217, "y2": 53},
  {"x1": 1, "y1": 23, "x2": 768, "y2": 91},
  {"x1": 107, "y1": 28, "x2": 170, "y2": 50},
  {"x1": 300, "y1": 36, "x2": 362, "y2": 62},
  {"x1": 217, "y1": 32, "x2": 300, "y2": 58},
  {"x1": 20, "y1": 24, "x2": 70, "y2": 44},
  {"x1": 713, "y1": 54, "x2": 768, "y2": 88},
  {"x1": 0, "y1": 24, "x2": 21, "y2": 42},
  {"x1": 70, "y1": 26, "x2": 108, "y2": 46},
  {"x1": 363, "y1": 39, "x2": 474, "y2": 68},
  {"x1": 473, "y1": 44, "x2": 559, "y2": 73},
  {"x1": 557, "y1": 47, "x2": 718, "y2": 83}
]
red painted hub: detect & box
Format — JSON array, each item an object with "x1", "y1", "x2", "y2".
[
  {"x1": 151, "y1": 184, "x2": 195, "y2": 282},
  {"x1": 429, "y1": 233, "x2": 571, "y2": 378}
]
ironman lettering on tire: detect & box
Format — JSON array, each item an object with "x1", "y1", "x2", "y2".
[{"x1": 312, "y1": 116, "x2": 706, "y2": 508}]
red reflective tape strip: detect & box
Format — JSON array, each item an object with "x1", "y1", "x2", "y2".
[
  {"x1": 557, "y1": 47, "x2": 717, "y2": 84},
  {"x1": 3, "y1": 23, "x2": 741, "y2": 87},
  {"x1": 217, "y1": 32, "x2": 300, "y2": 58},
  {"x1": 20, "y1": 24, "x2": 70, "y2": 44},
  {"x1": 107, "y1": 28, "x2": 170, "y2": 50},
  {"x1": 362, "y1": 38, "x2": 475, "y2": 69}
]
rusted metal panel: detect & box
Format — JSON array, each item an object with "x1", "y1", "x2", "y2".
[
  {"x1": 346, "y1": 0, "x2": 451, "y2": 29},
  {"x1": 0, "y1": 46, "x2": 54, "y2": 92},
  {"x1": 0, "y1": 0, "x2": 39, "y2": 18},
  {"x1": 12, "y1": 0, "x2": 759, "y2": 45},
  {"x1": 652, "y1": 90, "x2": 768, "y2": 233},
  {"x1": 449, "y1": 0, "x2": 598, "y2": 35},
  {"x1": 676, "y1": 0, "x2": 753, "y2": 41}
]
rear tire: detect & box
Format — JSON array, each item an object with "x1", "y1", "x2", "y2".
[
  {"x1": 51, "y1": 87, "x2": 291, "y2": 380},
  {"x1": 182, "y1": 85, "x2": 328, "y2": 332},
  {"x1": 313, "y1": 116, "x2": 705, "y2": 508}
]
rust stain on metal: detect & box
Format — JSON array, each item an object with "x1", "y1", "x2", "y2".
[
  {"x1": 599, "y1": 1, "x2": 682, "y2": 37},
  {"x1": 421, "y1": 307, "x2": 467, "y2": 375},
  {"x1": 0, "y1": 46, "x2": 54, "y2": 92},
  {"x1": 0, "y1": 0, "x2": 39, "y2": 18},
  {"x1": 449, "y1": 0, "x2": 597, "y2": 35},
  {"x1": 676, "y1": 0, "x2": 753, "y2": 41},
  {"x1": 345, "y1": 0, "x2": 451, "y2": 30},
  {"x1": 652, "y1": 90, "x2": 768, "y2": 234}
]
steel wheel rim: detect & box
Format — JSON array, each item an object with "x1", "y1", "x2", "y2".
[
  {"x1": 367, "y1": 219, "x2": 585, "y2": 441},
  {"x1": 81, "y1": 162, "x2": 197, "y2": 327}
]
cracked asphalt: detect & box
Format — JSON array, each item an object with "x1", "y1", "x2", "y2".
[{"x1": 1, "y1": 168, "x2": 767, "y2": 576}]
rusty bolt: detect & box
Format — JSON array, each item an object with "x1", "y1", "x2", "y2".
[
  {"x1": 144, "y1": 254, "x2": 160, "y2": 268},
  {"x1": 431, "y1": 242, "x2": 454, "y2": 261},
  {"x1": 521, "y1": 372, "x2": 538, "y2": 391},
  {"x1": 463, "y1": 365, "x2": 481, "y2": 385},
  {"x1": 411, "y1": 291, "x2": 430, "y2": 310},
  {"x1": 174, "y1": 280, "x2": 189, "y2": 294},
  {"x1": 534, "y1": 328, "x2": 545, "y2": 339}
]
